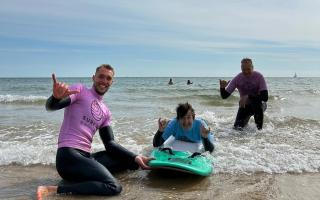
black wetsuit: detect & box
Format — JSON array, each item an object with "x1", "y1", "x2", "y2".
[
  {"x1": 220, "y1": 88, "x2": 268, "y2": 130},
  {"x1": 152, "y1": 130, "x2": 215, "y2": 153},
  {"x1": 46, "y1": 96, "x2": 138, "y2": 196}
]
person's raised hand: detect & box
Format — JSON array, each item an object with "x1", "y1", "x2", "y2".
[
  {"x1": 219, "y1": 79, "x2": 229, "y2": 88},
  {"x1": 200, "y1": 124, "x2": 210, "y2": 138},
  {"x1": 158, "y1": 118, "x2": 169, "y2": 132},
  {"x1": 52, "y1": 73, "x2": 79, "y2": 99}
]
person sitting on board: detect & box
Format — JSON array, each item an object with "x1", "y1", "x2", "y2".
[
  {"x1": 187, "y1": 80, "x2": 193, "y2": 85},
  {"x1": 153, "y1": 102, "x2": 214, "y2": 153},
  {"x1": 168, "y1": 78, "x2": 173, "y2": 85},
  {"x1": 37, "y1": 64, "x2": 153, "y2": 199},
  {"x1": 219, "y1": 58, "x2": 268, "y2": 130}
]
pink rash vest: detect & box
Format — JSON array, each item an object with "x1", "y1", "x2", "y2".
[{"x1": 58, "y1": 84, "x2": 111, "y2": 153}]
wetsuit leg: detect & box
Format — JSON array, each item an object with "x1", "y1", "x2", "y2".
[
  {"x1": 253, "y1": 102, "x2": 267, "y2": 130},
  {"x1": 153, "y1": 130, "x2": 165, "y2": 147},
  {"x1": 92, "y1": 150, "x2": 139, "y2": 172},
  {"x1": 56, "y1": 147, "x2": 122, "y2": 196},
  {"x1": 234, "y1": 107, "x2": 252, "y2": 129}
]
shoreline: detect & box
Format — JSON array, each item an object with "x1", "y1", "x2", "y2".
[{"x1": 0, "y1": 165, "x2": 319, "y2": 200}]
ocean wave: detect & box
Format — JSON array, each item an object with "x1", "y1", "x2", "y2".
[
  {"x1": 1, "y1": 111, "x2": 319, "y2": 174},
  {"x1": 194, "y1": 111, "x2": 320, "y2": 174},
  {"x1": 123, "y1": 87, "x2": 217, "y2": 95},
  {"x1": 0, "y1": 95, "x2": 47, "y2": 104},
  {"x1": 0, "y1": 139, "x2": 146, "y2": 166},
  {"x1": 307, "y1": 89, "x2": 320, "y2": 95},
  {"x1": 268, "y1": 116, "x2": 320, "y2": 129},
  {"x1": 0, "y1": 142, "x2": 56, "y2": 166},
  {"x1": 1, "y1": 139, "x2": 319, "y2": 174},
  {"x1": 271, "y1": 89, "x2": 320, "y2": 96},
  {"x1": 214, "y1": 141, "x2": 320, "y2": 174},
  {"x1": 160, "y1": 94, "x2": 238, "y2": 102}
]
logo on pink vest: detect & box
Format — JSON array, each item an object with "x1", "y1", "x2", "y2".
[{"x1": 91, "y1": 100, "x2": 103, "y2": 121}]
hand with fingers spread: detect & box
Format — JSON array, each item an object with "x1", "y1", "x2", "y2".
[
  {"x1": 51, "y1": 73, "x2": 79, "y2": 99},
  {"x1": 219, "y1": 79, "x2": 230, "y2": 88},
  {"x1": 158, "y1": 118, "x2": 169, "y2": 132},
  {"x1": 134, "y1": 155, "x2": 154, "y2": 170},
  {"x1": 200, "y1": 124, "x2": 211, "y2": 138}
]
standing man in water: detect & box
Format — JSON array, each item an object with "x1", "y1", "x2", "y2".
[
  {"x1": 37, "y1": 64, "x2": 153, "y2": 199},
  {"x1": 219, "y1": 58, "x2": 268, "y2": 130}
]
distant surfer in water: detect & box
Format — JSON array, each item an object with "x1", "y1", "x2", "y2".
[
  {"x1": 37, "y1": 64, "x2": 153, "y2": 199},
  {"x1": 153, "y1": 102, "x2": 214, "y2": 152},
  {"x1": 187, "y1": 80, "x2": 193, "y2": 85},
  {"x1": 168, "y1": 78, "x2": 173, "y2": 85},
  {"x1": 219, "y1": 58, "x2": 268, "y2": 130}
]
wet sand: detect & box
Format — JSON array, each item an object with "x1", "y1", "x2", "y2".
[{"x1": 0, "y1": 165, "x2": 319, "y2": 200}]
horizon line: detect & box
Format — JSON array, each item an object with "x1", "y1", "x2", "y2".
[{"x1": 0, "y1": 76, "x2": 318, "y2": 78}]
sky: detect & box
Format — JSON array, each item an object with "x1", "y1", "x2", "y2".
[{"x1": 0, "y1": 0, "x2": 319, "y2": 77}]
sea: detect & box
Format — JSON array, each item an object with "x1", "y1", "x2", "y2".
[
  {"x1": 0, "y1": 77, "x2": 319, "y2": 199},
  {"x1": 0, "y1": 77, "x2": 319, "y2": 173}
]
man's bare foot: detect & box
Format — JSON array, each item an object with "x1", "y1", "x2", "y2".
[{"x1": 37, "y1": 185, "x2": 57, "y2": 200}]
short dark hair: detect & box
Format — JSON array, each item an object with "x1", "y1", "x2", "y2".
[
  {"x1": 241, "y1": 58, "x2": 253, "y2": 65},
  {"x1": 96, "y1": 64, "x2": 115, "y2": 75},
  {"x1": 176, "y1": 102, "x2": 195, "y2": 120}
]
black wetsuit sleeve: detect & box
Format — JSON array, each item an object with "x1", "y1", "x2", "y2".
[
  {"x1": 99, "y1": 126, "x2": 137, "y2": 164},
  {"x1": 202, "y1": 137, "x2": 214, "y2": 153},
  {"x1": 154, "y1": 130, "x2": 214, "y2": 152},
  {"x1": 220, "y1": 87, "x2": 231, "y2": 99},
  {"x1": 45, "y1": 95, "x2": 71, "y2": 111},
  {"x1": 249, "y1": 90, "x2": 269, "y2": 103},
  {"x1": 153, "y1": 130, "x2": 165, "y2": 147}
]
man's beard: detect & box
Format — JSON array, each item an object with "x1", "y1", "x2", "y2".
[{"x1": 94, "y1": 84, "x2": 108, "y2": 95}]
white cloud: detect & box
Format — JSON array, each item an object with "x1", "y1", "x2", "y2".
[
  {"x1": 0, "y1": 0, "x2": 320, "y2": 77},
  {"x1": 1, "y1": 0, "x2": 320, "y2": 48}
]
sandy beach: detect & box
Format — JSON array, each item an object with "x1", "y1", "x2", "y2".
[{"x1": 1, "y1": 164, "x2": 319, "y2": 200}]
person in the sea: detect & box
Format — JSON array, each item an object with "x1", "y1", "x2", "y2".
[
  {"x1": 153, "y1": 102, "x2": 214, "y2": 153},
  {"x1": 187, "y1": 80, "x2": 193, "y2": 85},
  {"x1": 219, "y1": 58, "x2": 268, "y2": 130},
  {"x1": 37, "y1": 64, "x2": 153, "y2": 199},
  {"x1": 168, "y1": 78, "x2": 173, "y2": 85}
]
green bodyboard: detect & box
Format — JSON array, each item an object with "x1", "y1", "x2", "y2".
[{"x1": 148, "y1": 148, "x2": 213, "y2": 176}]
